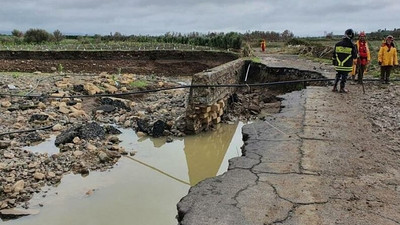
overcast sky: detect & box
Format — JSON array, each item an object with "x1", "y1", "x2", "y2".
[{"x1": 1, "y1": 0, "x2": 399, "y2": 37}]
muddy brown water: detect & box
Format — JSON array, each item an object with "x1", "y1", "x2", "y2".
[{"x1": 4, "y1": 122, "x2": 245, "y2": 225}]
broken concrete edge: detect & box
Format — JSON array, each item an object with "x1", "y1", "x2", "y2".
[
  {"x1": 184, "y1": 58, "x2": 325, "y2": 134},
  {"x1": 0, "y1": 208, "x2": 40, "y2": 220},
  {"x1": 177, "y1": 89, "x2": 307, "y2": 225},
  {"x1": 185, "y1": 59, "x2": 247, "y2": 133},
  {"x1": 243, "y1": 61, "x2": 326, "y2": 86}
]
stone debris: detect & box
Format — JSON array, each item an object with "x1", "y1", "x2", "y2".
[{"x1": 3, "y1": 66, "x2": 395, "y2": 223}]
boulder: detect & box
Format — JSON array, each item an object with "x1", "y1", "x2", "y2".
[
  {"x1": 1, "y1": 101, "x2": 12, "y2": 108},
  {"x1": 3, "y1": 152, "x2": 14, "y2": 158},
  {"x1": 137, "y1": 119, "x2": 150, "y2": 133},
  {"x1": 37, "y1": 102, "x2": 46, "y2": 109},
  {"x1": 52, "y1": 124, "x2": 63, "y2": 131},
  {"x1": 73, "y1": 84, "x2": 84, "y2": 92},
  {"x1": 47, "y1": 172, "x2": 56, "y2": 178},
  {"x1": 94, "y1": 105, "x2": 116, "y2": 113},
  {"x1": 33, "y1": 172, "x2": 45, "y2": 180},
  {"x1": 69, "y1": 108, "x2": 87, "y2": 118},
  {"x1": 103, "y1": 83, "x2": 118, "y2": 93},
  {"x1": 0, "y1": 141, "x2": 11, "y2": 149},
  {"x1": 80, "y1": 122, "x2": 105, "y2": 140},
  {"x1": 55, "y1": 122, "x2": 106, "y2": 146},
  {"x1": 100, "y1": 97, "x2": 131, "y2": 111},
  {"x1": 20, "y1": 132, "x2": 42, "y2": 143},
  {"x1": 73, "y1": 151, "x2": 84, "y2": 157},
  {"x1": 29, "y1": 114, "x2": 49, "y2": 123},
  {"x1": 59, "y1": 106, "x2": 70, "y2": 114},
  {"x1": 98, "y1": 151, "x2": 110, "y2": 163},
  {"x1": 86, "y1": 143, "x2": 97, "y2": 151},
  {"x1": 84, "y1": 83, "x2": 102, "y2": 95},
  {"x1": 152, "y1": 120, "x2": 166, "y2": 138},
  {"x1": 104, "y1": 125, "x2": 122, "y2": 135},
  {"x1": 12, "y1": 180, "x2": 24, "y2": 193},
  {"x1": 55, "y1": 126, "x2": 80, "y2": 146}
]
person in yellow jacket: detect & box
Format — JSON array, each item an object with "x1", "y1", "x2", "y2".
[
  {"x1": 378, "y1": 35, "x2": 398, "y2": 84},
  {"x1": 351, "y1": 32, "x2": 371, "y2": 83}
]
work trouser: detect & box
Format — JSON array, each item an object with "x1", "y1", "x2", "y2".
[
  {"x1": 357, "y1": 64, "x2": 366, "y2": 84},
  {"x1": 380, "y1": 66, "x2": 392, "y2": 84},
  {"x1": 334, "y1": 71, "x2": 349, "y2": 90}
]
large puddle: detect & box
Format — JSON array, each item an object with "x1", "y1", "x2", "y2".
[{"x1": 4, "y1": 122, "x2": 245, "y2": 225}]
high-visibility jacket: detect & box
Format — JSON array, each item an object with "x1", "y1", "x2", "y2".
[
  {"x1": 332, "y1": 37, "x2": 357, "y2": 72},
  {"x1": 378, "y1": 44, "x2": 399, "y2": 66}
]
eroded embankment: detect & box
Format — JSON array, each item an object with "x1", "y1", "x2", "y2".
[{"x1": 0, "y1": 50, "x2": 238, "y2": 75}]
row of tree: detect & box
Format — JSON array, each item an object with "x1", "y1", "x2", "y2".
[
  {"x1": 100, "y1": 31, "x2": 243, "y2": 49},
  {"x1": 7, "y1": 28, "x2": 398, "y2": 49},
  {"x1": 243, "y1": 30, "x2": 294, "y2": 42},
  {"x1": 365, "y1": 28, "x2": 400, "y2": 40},
  {"x1": 2, "y1": 28, "x2": 298, "y2": 50}
]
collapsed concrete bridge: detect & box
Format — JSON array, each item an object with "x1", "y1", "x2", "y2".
[{"x1": 185, "y1": 58, "x2": 326, "y2": 133}]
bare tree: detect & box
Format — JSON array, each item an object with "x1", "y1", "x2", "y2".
[{"x1": 53, "y1": 30, "x2": 64, "y2": 43}]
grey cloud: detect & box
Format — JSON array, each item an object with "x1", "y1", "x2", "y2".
[{"x1": 1, "y1": 0, "x2": 400, "y2": 36}]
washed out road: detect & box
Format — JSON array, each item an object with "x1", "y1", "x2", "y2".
[{"x1": 177, "y1": 55, "x2": 400, "y2": 225}]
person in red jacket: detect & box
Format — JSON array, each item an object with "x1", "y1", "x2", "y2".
[
  {"x1": 354, "y1": 32, "x2": 371, "y2": 84},
  {"x1": 261, "y1": 39, "x2": 266, "y2": 52}
]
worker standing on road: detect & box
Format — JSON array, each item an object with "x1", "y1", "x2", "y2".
[
  {"x1": 332, "y1": 29, "x2": 358, "y2": 93},
  {"x1": 352, "y1": 31, "x2": 371, "y2": 84},
  {"x1": 261, "y1": 39, "x2": 266, "y2": 52},
  {"x1": 378, "y1": 35, "x2": 398, "y2": 84}
]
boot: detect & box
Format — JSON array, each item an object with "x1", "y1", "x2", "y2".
[
  {"x1": 332, "y1": 80, "x2": 339, "y2": 92},
  {"x1": 339, "y1": 84, "x2": 348, "y2": 93}
]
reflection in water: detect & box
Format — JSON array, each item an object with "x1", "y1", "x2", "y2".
[
  {"x1": 24, "y1": 135, "x2": 59, "y2": 155},
  {"x1": 5, "y1": 123, "x2": 244, "y2": 225},
  {"x1": 184, "y1": 124, "x2": 238, "y2": 186},
  {"x1": 124, "y1": 155, "x2": 190, "y2": 186},
  {"x1": 137, "y1": 136, "x2": 167, "y2": 148}
]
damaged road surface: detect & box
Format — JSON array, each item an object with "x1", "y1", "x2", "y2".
[{"x1": 178, "y1": 85, "x2": 400, "y2": 225}]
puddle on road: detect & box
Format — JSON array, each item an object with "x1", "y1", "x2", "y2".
[
  {"x1": 24, "y1": 135, "x2": 58, "y2": 155},
  {"x1": 5, "y1": 122, "x2": 245, "y2": 225}
]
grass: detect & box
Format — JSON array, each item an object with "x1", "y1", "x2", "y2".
[
  {"x1": 12, "y1": 72, "x2": 21, "y2": 78},
  {"x1": 129, "y1": 80, "x2": 148, "y2": 88},
  {"x1": 250, "y1": 57, "x2": 261, "y2": 63}
]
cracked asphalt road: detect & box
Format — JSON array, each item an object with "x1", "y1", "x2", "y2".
[{"x1": 177, "y1": 55, "x2": 400, "y2": 225}]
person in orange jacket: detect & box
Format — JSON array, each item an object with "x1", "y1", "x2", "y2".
[
  {"x1": 352, "y1": 32, "x2": 371, "y2": 84},
  {"x1": 261, "y1": 39, "x2": 266, "y2": 52},
  {"x1": 378, "y1": 35, "x2": 398, "y2": 84}
]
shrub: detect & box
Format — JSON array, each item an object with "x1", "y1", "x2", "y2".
[
  {"x1": 24, "y1": 29, "x2": 51, "y2": 44},
  {"x1": 11, "y1": 29, "x2": 23, "y2": 38},
  {"x1": 286, "y1": 38, "x2": 310, "y2": 46}
]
